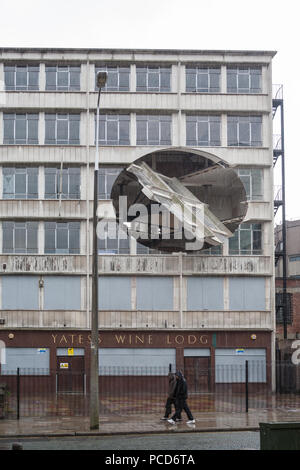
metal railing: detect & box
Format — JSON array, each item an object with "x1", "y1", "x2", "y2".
[{"x1": 1, "y1": 362, "x2": 300, "y2": 419}]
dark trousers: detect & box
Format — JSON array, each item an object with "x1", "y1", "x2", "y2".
[
  {"x1": 171, "y1": 398, "x2": 193, "y2": 421},
  {"x1": 164, "y1": 397, "x2": 175, "y2": 418}
]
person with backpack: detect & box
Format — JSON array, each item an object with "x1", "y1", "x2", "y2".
[{"x1": 167, "y1": 370, "x2": 195, "y2": 424}]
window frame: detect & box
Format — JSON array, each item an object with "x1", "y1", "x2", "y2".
[
  {"x1": 3, "y1": 113, "x2": 39, "y2": 145},
  {"x1": 98, "y1": 166, "x2": 124, "y2": 200},
  {"x1": 44, "y1": 221, "x2": 80, "y2": 254},
  {"x1": 2, "y1": 221, "x2": 38, "y2": 254},
  {"x1": 95, "y1": 65, "x2": 130, "y2": 92},
  {"x1": 136, "y1": 66, "x2": 171, "y2": 92},
  {"x1": 44, "y1": 167, "x2": 81, "y2": 200},
  {"x1": 96, "y1": 114, "x2": 130, "y2": 146},
  {"x1": 227, "y1": 66, "x2": 262, "y2": 94},
  {"x1": 2, "y1": 167, "x2": 38, "y2": 199},
  {"x1": 227, "y1": 115, "x2": 262, "y2": 147},
  {"x1": 186, "y1": 115, "x2": 221, "y2": 146},
  {"x1": 4, "y1": 65, "x2": 39, "y2": 91},
  {"x1": 45, "y1": 65, "x2": 81, "y2": 91},
  {"x1": 185, "y1": 66, "x2": 221, "y2": 93},
  {"x1": 136, "y1": 114, "x2": 172, "y2": 145},
  {"x1": 237, "y1": 168, "x2": 263, "y2": 201},
  {"x1": 229, "y1": 223, "x2": 262, "y2": 255},
  {"x1": 44, "y1": 113, "x2": 80, "y2": 145}
]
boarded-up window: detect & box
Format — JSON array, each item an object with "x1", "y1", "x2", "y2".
[
  {"x1": 98, "y1": 348, "x2": 176, "y2": 375},
  {"x1": 229, "y1": 277, "x2": 265, "y2": 310},
  {"x1": 98, "y1": 276, "x2": 131, "y2": 310},
  {"x1": 136, "y1": 277, "x2": 173, "y2": 310},
  {"x1": 215, "y1": 348, "x2": 266, "y2": 383},
  {"x1": 1, "y1": 348, "x2": 50, "y2": 375},
  {"x1": 44, "y1": 276, "x2": 81, "y2": 310},
  {"x1": 187, "y1": 277, "x2": 224, "y2": 310},
  {"x1": 2, "y1": 276, "x2": 39, "y2": 310}
]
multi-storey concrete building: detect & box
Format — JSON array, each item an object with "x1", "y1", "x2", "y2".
[{"x1": 0, "y1": 48, "x2": 277, "y2": 391}]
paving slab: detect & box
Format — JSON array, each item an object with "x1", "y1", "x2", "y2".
[{"x1": 1, "y1": 408, "x2": 300, "y2": 438}]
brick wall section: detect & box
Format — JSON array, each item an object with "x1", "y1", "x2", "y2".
[{"x1": 276, "y1": 278, "x2": 300, "y2": 338}]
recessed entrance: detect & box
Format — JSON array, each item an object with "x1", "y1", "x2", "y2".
[{"x1": 56, "y1": 349, "x2": 85, "y2": 394}]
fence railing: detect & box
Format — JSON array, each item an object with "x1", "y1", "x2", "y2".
[{"x1": 1, "y1": 362, "x2": 300, "y2": 419}]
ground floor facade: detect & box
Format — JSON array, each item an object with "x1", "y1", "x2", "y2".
[{"x1": 0, "y1": 329, "x2": 272, "y2": 394}]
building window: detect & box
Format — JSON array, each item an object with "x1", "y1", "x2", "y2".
[
  {"x1": 3, "y1": 113, "x2": 39, "y2": 145},
  {"x1": 237, "y1": 168, "x2": 263, "y2": 201},
  {"x1": 44, "y1": 222, "x2": 80, "y2": 254},
  {"x1": 44, "y1": 167, "x2": 80, "y2": 199},
  {"x1": 98, "y1": 228, "x2": 130, "y2": 254},
  {"x1": 276, "y1": 292, "x2": 293, "y2": 324},
  {"x1": 227, "y1": 66, "x2": 261, "y2": 93},
  {"x1": 136, "y1": 115, "x2": 171, "y2": 145},
  {"x1": 136, "y1": 66, "x2": 171, "y2": 92},
  {"x1": 45, "y1": 65, "x2": 80, "y2": 91},
  {"x1": 2, "y1": 167, "x2": 38, "y2": 199},
  {"x1": 229, "y1": 223, "x2": 262, "y2": 255},
  {"x1": 2, "y1": 221, "x2": 38, "y2": 254},
  {"x1": 98, "y1": 167, "x2": 124, "y2": 199},
  {"x1": 186, "y1": 115, "x2": 221, "y2": 146},
  {"x1": 4, "y1": 65, "x2": 39, "y2": 91},
  {"x1": 95, "y1": 66, "x2": 130, "y2": 91},
  {"x1": 186, "y1": 67, "x2": 220, "y2": 93},
  {"x1": 96, "y1": 114, "x2": 130, "y2": 145},
  {"x1": 227, "y1": 115, "x2": 262, "y2": 147},
  {"x1": 45, "y1": 114, "x2": 80, "y2": 145},
  {"x1": 290, "y1": 255, "x2": 300, "y2": 262}
]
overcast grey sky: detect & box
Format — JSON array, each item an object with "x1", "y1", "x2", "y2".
[{"x1": 0, "y1": 0, "x2": 299, "y2": 221}]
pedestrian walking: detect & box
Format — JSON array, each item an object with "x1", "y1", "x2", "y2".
[
  {"x1": 160, "y1": 372, "x2": 182, "y2": 421},
  {"x1": 167, "y1": 370, "x2": 195, "y2": 425}
]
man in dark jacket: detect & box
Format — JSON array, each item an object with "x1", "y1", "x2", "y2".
[
  {"x1": 167, "y1": 370, "x2": 195, "y2": 424},
  {"x1": 161, "y1": 372, "x2": 182, "y2": 420}
]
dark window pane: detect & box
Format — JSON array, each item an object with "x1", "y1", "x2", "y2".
[
  {"x1": 228, "y1": 121, "x2": 237, "y2": 146},
  {"x1": 186, "y1": 69, "x2": 196, "y2": 92},
  {"x1": 46, "y1": 69, "x2": 57, "y2": 90},
  {"x1": 186, "y1": 119, "x2": 196, "y2": 145},
  {"x1": 198, "y1": 121, "x2": 209, "y2": 144},
  {"x1": 136, "y1": 120, "x2": 147, "y2": 144},
  {"x1": 136, "y1": 71, "x2": 147, "y2": 90},
  {"x1": 44, "y1": 225, "x2": 56, "y2": 253}
]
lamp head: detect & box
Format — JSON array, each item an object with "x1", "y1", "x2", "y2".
[{"x1": 97, "y1": 71, "x2": 108, "y2": 88}]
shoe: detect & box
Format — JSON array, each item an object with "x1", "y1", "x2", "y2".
[
  {"x1": 167, "y1": 419, "x2": 176, "y2": 424},
  {"x1": 186, "y1": 419, "x2": 195, "y2": 424},
  {"x1": 160, "y1": 417, "x2": 168, "y2": 420}
]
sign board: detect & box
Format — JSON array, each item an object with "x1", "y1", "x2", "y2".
[
  {"x1": 60, "y1": 363, "x2": 69, "y2": 369},
  {"x1": 235, "y1": 348, "x2": 245, "y2": 355},
  {"x1": 67, "y1": 348, "x2": 74, "y2": 356},
  {"x1": 37, "y1": 348, "x2": 47, "y2": 354}
]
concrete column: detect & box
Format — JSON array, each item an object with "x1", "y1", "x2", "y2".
[
  {"x1": 220, "y1": 65, "x2": 227, "y2": 93},
  {"x1": 39, "y1": 63, "x2": 46, "y2": 91},
  {"x1": 130, "y1": 64, "x2": 136, "y2": 92}
]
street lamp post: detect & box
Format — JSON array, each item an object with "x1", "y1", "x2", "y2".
[{"x1": 90, "y1": 71, "x2": 107, "y2": 430}]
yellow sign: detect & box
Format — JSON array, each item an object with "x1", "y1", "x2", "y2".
[
  {"x1": 60, "y1": 363, "x2": 69, "y2": 369},
  {"x1": 68, "y1": 348, "x2": 74, "y2": 356}
]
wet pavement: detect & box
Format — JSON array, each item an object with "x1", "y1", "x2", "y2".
[{"x1": 1, "y1": 407, "x2": 300, "y2": 438}]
